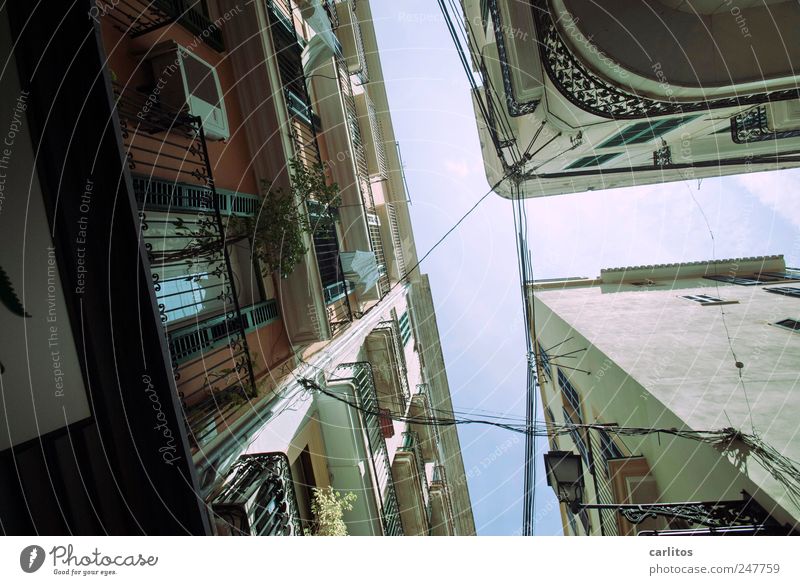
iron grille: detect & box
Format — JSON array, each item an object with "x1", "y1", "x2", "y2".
[
  {"x1": 332, "y1": 363, "x2": 404, "y2": 535},
  {"x1": 212, "y1": 453, "x2": 303, "y2": 535}
]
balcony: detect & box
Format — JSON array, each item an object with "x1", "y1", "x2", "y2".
[
  {"x1": 106, "y1": 0, "x2": 225, "y2": 51},
  {"x1": 428, "y1": 465, "x2": 457, "y2": 536},
  {"x1": 365, "y1": 321, "x2": 410, "y2": 416},
  {"x1": 392, "y1": 431, "x2": 431, "y2": 535},
  {"x1": 211, "y1": 453, "x2": 303, "y2": 535},
  {"x1": 330, "y1": 363, "x2": 404, "y2": 535},
  {"x1": 335, "y1": 56, "x2": 390, "y2": 297},
  {"x1": 334, "y1": 0, "x2": 369, "y2": 83},
  {"x1": 408, "y1": 385, "x2": 437, "y2": 462},
  {"x1": 528, "y1": 0, "x2": 800, "y2": 120},
  {"x1": 114, "y1": 86, "x2": 269, "y2": 452},
  {"x1": 354, "y1": 91, "x2": 389, "y2": 180},
  {"x1": 131, "y1": 175, "x2": 262, "y2": 217},
  {"x1": 268, "y1": 5, "x2": 354, "y2": 337}
]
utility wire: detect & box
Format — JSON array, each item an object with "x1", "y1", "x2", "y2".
[
  {"x1": 298, "y1": 375, "x2": 800, "y2": 511},
  {"x1": 686, "y1": 182, "x2": 757, "y2": 436}
]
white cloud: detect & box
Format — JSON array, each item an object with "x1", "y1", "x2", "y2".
[
  {"x1": 736, "y1": 170, "x2": 800, "y2": 230},
  {"x1": 443, "y1": 159, "x2": 472, "y2": 178}
]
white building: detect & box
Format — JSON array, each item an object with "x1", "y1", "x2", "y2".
[
  {"x1": 458, "y1": 1, "x2": 800, "y2": 198},
  {"x1": 530, "y1": 255, "x2": 800, "y2": 535}
]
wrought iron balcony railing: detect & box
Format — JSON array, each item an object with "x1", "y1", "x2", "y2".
[
  {"x1": 323, "y1": 0, "x2": 339, "y2": 29},
  {"x1": 333, "y1": 363, "x2": 403, "y2": 535},
  {"x1": 268, "y1": 5, "x2": 354, "y2": 334},
  {"x1": 106, "y1": 0, "x2": 225, "y2": 52},
  {"x1": 351, "y1": 8, "x2": 369, "y2": 84},
  {"x1": 731, "y1": 105, "x2": 800, "y2": 144},
  {"x1": 168, "y1": 299, "x2": 279, "y2": 365},
  {"x1": 212, "y1": 453, "x2": 303, "y2": 535},
  {"x1": 334, "y1": 54, "x2": 391, "y2": 297},
  {"x1": 307, "y1": 201, "x2": 353, "y2": 334},
  {"x1": 113, "y1": 84, "x2": 258, "y2": 448},
  {"x1": 132, "y1": 175, "x2": 262, "y2": 217},
  {"x1": 526, "y1": 0, "x2": 800, "y2": 120},
  {"x1": 266, "y1": 0, "x2": 298, "y2": 36}
]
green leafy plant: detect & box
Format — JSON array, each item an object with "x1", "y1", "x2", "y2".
[
  {"x1": 307, "y1": 486, "x2": 356, "y2": 536},
  {"x1": 148, "y1": 160, "x2": 340, "y2": 280}
]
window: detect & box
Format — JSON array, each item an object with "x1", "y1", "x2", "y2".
[
  {"x1": 567, "y1": 507, "x2": 591, "y2": 535},
  {"x1": 538, "y1": 342, "x2": 552, "y2": 380},
  {"x1": 160, "y1": 272, "x2": 210, "y2": 321},
  {"x1": 565, "y1": 153, "x2": 620, "y2": 170},
  {"x1": 558, "y1": 370, "x2": 582, "y2": 418},
  {"x1": 545, "y1": 406, "x2": 559, "y2": 450},
  {"x1": 398, "y1": 311, "x2": 412, "y2": 346},
  {"x1": 775, "y1": 318, "x2": 800, "y2": 331},
  {"x1": 599, "y1": 116, "x2": 698, "y2": 148},
  {"x1": 578, "y1": 508, "x2": 592, "y2": 534},
  {"x1": 567, "y1": 510, "x2": 579, "y2": 535},
  {"x1": 681, "y1": 294, "x2": 737, "y2": 305},
  {"x1": 765, "y1": 286, "x2": 800, "y2": 298},
  {"x1": 704, "y1": 274, "x2": 767, "y2": 286},
  {"x1": 761, "y1": 270, "x2": 800, "y2": 281},
  {"x1": 597, "y1": 428, "x2": 624, "y2": 476},
  {"x1": 563, "y1": 407, "x2": 589, "y2": 466},
  {"x1": 598, "y1": 429, "x2": 623, "y2": 461}
]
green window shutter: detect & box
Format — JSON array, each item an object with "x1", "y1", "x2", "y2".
[
  {"x1": 599, "y1": 116, "x2": 699, "y2": 148},
  {"x1": 565, "y1": 152, "x2": 620, "y2": 170}
]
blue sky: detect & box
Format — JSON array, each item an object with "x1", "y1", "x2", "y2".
[{"x1": 370, "y1": 0, "x2": 800, "y2": 535}]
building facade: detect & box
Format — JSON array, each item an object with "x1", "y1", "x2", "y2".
[
  {"x1": 530, "y1": 255, "x2": 800, "y2": 535},
  {"x1": 457, "y1": 0, "x2": 800, "y2": 198},
  {"x1": 0, "y1": 0, "x2": 474, "y2": 535}
]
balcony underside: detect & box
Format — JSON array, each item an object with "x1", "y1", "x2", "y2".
[
  {"x1": 392, "y1": 452, "x2": 429, "y2": 536},
  {"x1": 408, "y1": 393, "x2": 436, "y2": 462},
  {"x1": 559, "y1": 0, "x2": 800, "y2": 89},
  {"x1": 429, "y1": 483, "x2": 456, "y2": 536},
  {"x1": 365, "y1": 329, "x2": 407, "y2": 415}
]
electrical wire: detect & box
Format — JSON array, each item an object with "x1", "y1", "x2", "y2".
[
  {"x1": 686, "y1": 182, "x2": 758, "y2": 436},
  {"x1": 298, "y1": 375, "x2": 800, "y2": 510}
]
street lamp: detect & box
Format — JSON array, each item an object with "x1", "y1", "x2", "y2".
[
  {"x1": 543, "y1": 451, "x2": 584, "y2": 513},
  {"x1": 542, "y1": 450, "x2": 789, "y2": 535}
]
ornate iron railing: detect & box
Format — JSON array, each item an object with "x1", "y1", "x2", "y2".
[
  {"x1": 335, "y1": 54, "x2": 391, "y2": 297},
  {"x1": 266, "y1": 0, "x2": 298, "y2": 35},
  {"x1": 114, "y1": 84, "x2": 258, "y2": 449},
  {"x1": 581, "y1": 491, "x2": 787, "y2": 534},
  {"x1": 486, "y1": 0, "x2": 539, "y2": 116},
  {"x1": 307, "y1": 202, "x2": 352, "y2": 334},
  {"x1": 731, "y1": 105, "x2": 800, "y2": 144},
  {"x1": 528, "y1": 0, "x2": 800, "y2": 120},
  {"x1": 168, "y1": 299, "x2": 279, "y2": 365},
  {"x1": 332, "y1": 363, "x2": 403, "y2": 535},
  {"x1": 365, "y1": 93, "x2": 388, "y2": 178},
  {"x1": 351, "y1": 7, "x2": 369, "y2": 84},
  {"x1": 652, "y1": 143, "x2": 672, "y2": 167},
  {"x1": 268, "y1": 5, "x2": 353, "y2": 334},
  {"x1": 323, "y1": 0, "x2": 339, "y2": 29},
  {"x1": 212, "y1": 453, "x2": 303, "y2": 535},
  {"x1": 107, "y1": 0, "x2": 225, "y2": 51},
  {"x1": 131, "y1": 174, "x2": 262, "y2": 217},
  {"x1": 387, "y1": 203, "x2": 407, "y2": 283}
]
